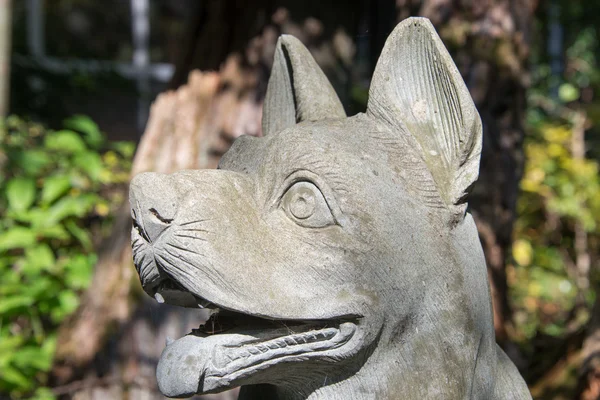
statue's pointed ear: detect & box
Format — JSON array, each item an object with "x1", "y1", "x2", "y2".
[
  {"x1": 262, "y1": 35, "x2": 346, "y2": 136},
  {"x1": 367, "y1": 17, "x2": 482, "y2": 212}
]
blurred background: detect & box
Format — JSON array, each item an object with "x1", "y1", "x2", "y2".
[{"x1": 0, "y1": 0, "x2": 599, "y2": 399}]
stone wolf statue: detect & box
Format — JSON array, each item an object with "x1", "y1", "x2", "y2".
[{"x1": 129, "y1": 17, "x2": 531, "y2": 399}]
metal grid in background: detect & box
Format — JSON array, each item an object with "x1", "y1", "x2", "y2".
[{"x1": 23, "y1": 0, "x2": 175, "y2": 135}]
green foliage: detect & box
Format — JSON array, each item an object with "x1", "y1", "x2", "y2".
[
  {"x1": 511, "y1": 21, "x2": 600, "y2": 349},
  {"x1": 0, "y1": 115, "x2": 133, "y2": 398},
  {"x1": 511, "y1": 122, "x2": 599, "y2": 340}
]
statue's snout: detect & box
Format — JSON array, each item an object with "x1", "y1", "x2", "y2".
[{"x1": 129, "y1": 172, "x2": 178, "y2": 244}]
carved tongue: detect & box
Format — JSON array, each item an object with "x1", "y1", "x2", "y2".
[
  {"x1": 157, "y1": 330, "x2": 260, "y2": 397},
  {"x1": 156, "y1": 334, "x2": 213, "y2": 397},
  {"x1": 156, "y1": 326, "x2": 317, "y2": 397}
]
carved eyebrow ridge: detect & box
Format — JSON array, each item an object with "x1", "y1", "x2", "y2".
[{"x1": 288, "y1": 151, "x2": 351, "y2": 195}]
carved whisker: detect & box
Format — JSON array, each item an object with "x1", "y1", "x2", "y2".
[
  {"x1": 179, "y1": 218, "x2": 211, "y2": 227},
  {"x1": 179, "y1": 227, "x2": 212, "y2": 234},
  {"x1": 166, "y1": 242, "x2": 199, "y2": 256},
  {"x1": 154, "y1": 253, "x2": 176, "y2": 272},
  {"x1": 174, "y1": 233, "x2": 208, "y2": 242},
  {"x1": 140, "y1": 256, "x2": 154, "y2": 272},
  {"x1": 132, "y1": 239, "x2": 145, "y2": 252},
  {"x1": 163, "y1": 247, "x2": 201, "y2": 270},
  {"x1": 155, "y1": 253, "x2": 207, "y2": 290}
]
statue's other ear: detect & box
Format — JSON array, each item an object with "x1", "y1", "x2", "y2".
[
  {"x1": 262, "y1": 35, "x2": 346, "y2": 136},
  {"x1": 367, "y1": 17, "x2": 482, "y2": 215}
]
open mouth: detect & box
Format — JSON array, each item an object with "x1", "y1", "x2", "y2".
[
  {"x1": 150, "y1": 278, "x2": 358, "y2": 397},
  {"x1": 130, "y1": 218, "x2": 361, "y2": 397}
]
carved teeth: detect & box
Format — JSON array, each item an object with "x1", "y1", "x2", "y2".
[
  {"x1": 248, "y1": 347, "x2": 261, "y2": 355},
  {"x1": 240, "y1": 327, "x2": 339, "y2": 355},
  {"x1": 257, "y1": 344, "x2": 269, "y2": 353},
  {"x1": 293, "y1": 335, "x2": 307, "y2": 344}
]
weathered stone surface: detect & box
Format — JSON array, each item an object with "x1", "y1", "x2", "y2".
[{"x1": 129, "y1": 17, "x2": 531, "y2": 399}]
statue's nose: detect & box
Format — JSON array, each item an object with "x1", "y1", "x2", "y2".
[{"x1": 130, "y1": 172, "x2": 178, "y2": 243}]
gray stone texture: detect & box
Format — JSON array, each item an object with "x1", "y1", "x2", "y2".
[{"x1": 130, "y1": 17, "x2": 531, "y2": 399}]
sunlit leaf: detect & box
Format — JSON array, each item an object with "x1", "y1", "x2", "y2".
[
  {"x1": 13, "y1": 346, "x2": 53, "y2": 371},
  {"x1": 44, "y1": 130, "x2": 87, "y2": 154},
  {"x1": 64, "y1": 254, "x2": 94, "y2": 289},
  {"x1": 45, "y1": 194, "x2": 99, "y2": 224},
  {"x1": 12, "y1": 150, "x2": 52, "y2": 176},
  {"x1": 513, "y1": 239, "x2": 533, "y2": 267},
  {"x1": 0, "y1": 336, "x2": 23, "y2": 354},
  {"x1": 0, "y1": 227, "x2": 36, "y2": 251},
  {"x1": 73, "y1": 151, "x2": 103, "y2": 181},
  {"x1": 65, "y1": 220, "x2": 92, "y2": 250},
  {"x1": 24, "y1": 244, "x2": 56, "y2": 274},
  {"x1": 6, "y1": 178, "x2": 36, "y2": 212},
  {"x1": 558, "y1": 83, "x2": 580, "y2": 102},
  {"x1": 0, "y1": 365, "x2": 30, "y2": 389},
  {"x1": 0, "y1": 295, "x2": 35, "y2": 314},
  {"x1": 51, "y1": 291, "x2": 79, "y2": 323},
  {"x1": 33, "y1": 387, "x2": 57, "y2": 400},
  {"x1": 63, "y1": 115, "x2": 104, "y2": 149},
  {"x1": 41, "y1": 175, "x2": 71, "y2": 205},
  {"x1": 112, "y1": 141, "x2": 136, "y2": 159}
]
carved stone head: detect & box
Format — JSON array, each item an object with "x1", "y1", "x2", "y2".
[{"x1": 130, "y1": 17, "x2": 530, "y2": 399}]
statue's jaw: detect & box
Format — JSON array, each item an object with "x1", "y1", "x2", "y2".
[
  {"x1": 132, "y1": 227, "x2": 363, "y2": 397},
  {"x1": 153, "y1": 284, "x2": 359, "y2": 398}
]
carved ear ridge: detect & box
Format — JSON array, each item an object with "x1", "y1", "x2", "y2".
[
  {"x1": 367, "y1": 17, "x2": 482, "y2": 215},
  {"x1": 262, "y1": 35, "x2": 346, "y2": 136}
]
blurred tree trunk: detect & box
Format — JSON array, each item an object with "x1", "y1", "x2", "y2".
[
  {"x1": 394, "y1": 0, "x2": 536, "y2": 348},
  {"x1": 0, "y1": 0, "x2": 11, "y2": 117},
  {"x1": 577, "y1": 287, "x2": 600, "y2": 400}
]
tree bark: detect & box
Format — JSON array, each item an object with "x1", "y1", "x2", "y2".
[{"x1": 576, "y1": 271, "x2": 600, "y2": 400}]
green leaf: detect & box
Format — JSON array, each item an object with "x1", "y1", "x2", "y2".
[
  {"x1": 46, "y1": 194, "x2": 98, "y2": 224},
  {"x1": 27, "y1": 277, "x2": 54, "y2": 297},
  {"x1": 112, "y1": 141, "x2": 136, "y2": 158},
  {"x1": 558, "y1": 83, "x2": 580, "y2": 102},
  {"x1": 64, "y1": 115, "x2": 104, "y2": 149},
  {"x1": 65, "y1": 220, "x2": 92, "y2": 250},
  {"x1": 24, "y1": 244, "x2": 56, "y2": 274},
  {"x1": 41, "y1": 175, "x2": 71, "y2": 205},
  {"x1": 0, "y1": 335, "x2": 23, "y2": 354},
  {"x1": 6, "y1": 177, "x2": 36, "y2": 212},
  {"x1": 0, "y1": 227, "x2": 36, "y2": 251},
  {"x1": 64, "y1": 254, "x2": 94, "y2": 289},
  {"x1": 0, "y1": 295, "x2": 34, "y2": 314},
  {"x1": 0, "y1": 365, "x2": 30, "y2": 389},
  {"x1": 13, "y1": 150, "x2": 52, "y2": 176},
  {"x1": 73, "y1": 151, "x2": 104, "y2": 181},
  {"x1": 44, "y1": 130, "x2": 87, "y2": 154},
  {"x1": 33, "y1": 387, "x2": 57, "y2": 400},
  {"x1": 13, "y1": 345, "x2": 54, "y2": 371},
  {"x1": 35, "y1": 225, "x2": 69, "y2": 241},
  {"x1": 51, "y1": 290, "x2": 79, "y2": 322}
]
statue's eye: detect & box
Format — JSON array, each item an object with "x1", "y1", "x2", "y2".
[{"x1": 281, "y1": 181, "x2": 335, "y2": 228}]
